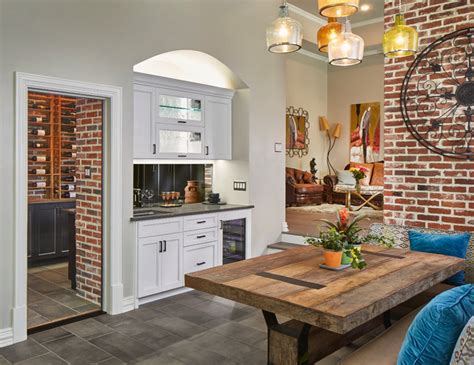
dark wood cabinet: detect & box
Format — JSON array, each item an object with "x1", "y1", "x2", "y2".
[{"x1": 28, "y1": 201, "x2": 75, "y2": 266}]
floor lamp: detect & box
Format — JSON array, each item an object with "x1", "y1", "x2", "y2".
[{"x1": 319, "y1": 116, "x2": 342, "y2": 176}]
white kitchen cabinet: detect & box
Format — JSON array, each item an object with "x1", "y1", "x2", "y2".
[
  {"x1": 183, "y1": 241, "x2": 218, "y2": 274},
  {"x1": 137, "y1": 232, "x2": 183, "y2": 298},
  {"x1": 133, "y1": 84, "x2": 155, "y2": 159},
  {"x1": 133, "y1": 72, "x2": 234, "y2": 161},
  {"x1": 205, "y1": 96, "x2": 232, "y2": 160},
  {"x1": 156, "y1": 89, "x2": 204, "y2": 127}
]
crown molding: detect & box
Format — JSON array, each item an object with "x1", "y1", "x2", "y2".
[
  {"x1": 288, "y1": 3, "x2": 384, "y2": 29},
  {"x1": 287, "y1": 3, "x2": 326, "y2": 26}
]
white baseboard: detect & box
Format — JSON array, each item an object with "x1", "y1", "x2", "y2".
[
  {"x1": 0, "y1": 328, "x2": 14, "y2": 348},
  {"x1": 122, "y1": 295, "x2": 136, "y2": 313},
  {"x1": 138, "y1": 287, "x2": 192, "y2": 306},
  {"x1": 281, "y1": 232, "x2": 306, "y2": 244}
]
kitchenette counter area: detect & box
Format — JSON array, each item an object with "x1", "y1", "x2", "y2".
[{"x1": 131, "y1": 203, "x2": 254, "y2": 221}]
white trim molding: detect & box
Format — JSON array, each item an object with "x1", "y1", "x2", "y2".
[
  {"x1": 0, "y1": 328, "x2": 14, "y2": 348},
  {"x1": 287, "y1": 3, "x2": 326, "y2": 26},
  {"x1": 122, "y1": 296, "x2": 137, "y2": 313},
  {"x1": 14, "y1": 72, "x2": 124, "y2": 344}
]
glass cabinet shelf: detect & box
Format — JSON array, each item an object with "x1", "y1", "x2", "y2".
[
  {"x1": 158, "y1": 94, "x2": 202, "y2": 122},
  {"x1": 158, "y1": 129, "x2": 203, "y2": 156}
]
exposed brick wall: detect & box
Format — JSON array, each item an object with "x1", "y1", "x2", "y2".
[
  {"x1": 75, "y1": 98, "x2": 103, "y2": 304},
  {"x1": 383, "y1": 1, "x2": 474, "y2": 231}
]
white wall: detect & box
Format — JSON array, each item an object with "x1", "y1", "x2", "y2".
[
  {"x1": 285, "y1": 52, "x2": 328, "y2": 177},
  {"x1": 0, "y1": 0, "x2": 285, "y2": 333},
  {"x1": 327, "y1": 54, "x2": 385, "y2": 171}
]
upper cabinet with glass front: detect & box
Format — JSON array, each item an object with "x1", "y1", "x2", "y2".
[
  {"x1": 157, "y1": 90, "x2": 204, "y2": 127},
  {"x1": 133, "y1": 73, "x2": 234, "y2": 160}
]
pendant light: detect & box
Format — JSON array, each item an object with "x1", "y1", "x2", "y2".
[
  {"x1": 318, "y1": 0, "x2": 359, "y2": 18},
  {"x1": 328, "y1": 19, "x2": 364, "y2": 66},
  {"x1": 317, "y1": 18, "x2": 343, "y2": 53},
  {"x1": 383, "y1": 0, "x2": 418, "y2": 58},
  {"x1": 266, "y1": 0, "x2": 303, "y2": 54}
]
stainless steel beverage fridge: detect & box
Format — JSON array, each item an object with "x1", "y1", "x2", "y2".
[{"x1": 222, "y1": 218, "x2": 246, "y2": 264}]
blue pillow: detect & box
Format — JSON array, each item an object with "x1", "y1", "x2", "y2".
[
  {"x1": 408, "y1": 231, "x2": 471, "y2": 286},
  {"x1": 397, "y1": 284, "x2": 474, "y2": 365}
]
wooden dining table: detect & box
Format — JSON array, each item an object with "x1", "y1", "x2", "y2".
[{"x1": 185, "y1": 244, "x2": 464, "y2": 365}]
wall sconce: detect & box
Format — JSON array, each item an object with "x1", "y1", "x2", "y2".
[{"x1": 320, "y1": 116, "x2": 342, "y2": 176}]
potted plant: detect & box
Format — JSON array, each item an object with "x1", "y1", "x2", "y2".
[
  {"x1": 306, "y1": 228, "x2": 344, "y2": 268},
  {"x1": 306, "y1": 208, "x2": 394, "y2": 270},
  {"x1": 349, "y1": 165, "x2": 368, "y2": 192}
]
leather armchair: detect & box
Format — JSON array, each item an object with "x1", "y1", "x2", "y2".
[{"x1": 286, "y1": 168, "x2": 324, "y2": 206}]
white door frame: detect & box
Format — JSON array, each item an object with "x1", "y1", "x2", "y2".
[{"x1": 14, "y1": 72, "x2": 124, "y2": 343}]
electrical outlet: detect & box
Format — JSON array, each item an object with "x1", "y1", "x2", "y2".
[
  {"x1": 233, "y1": 181, "x2": 247, "y2": 191},
  {"x1": 84, "y1": 166, "x2": 92, "y2": 178}
]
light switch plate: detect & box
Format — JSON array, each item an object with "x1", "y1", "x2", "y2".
[
  {"x1": 274, "y1": 142, "x2": 283, "y2": 152},
  {"x1": 233, "y1": 181, "x2": 247, "y2": 191},
  {"x1": 84, "y1": 166, "x2": 91, "y2": 178}
]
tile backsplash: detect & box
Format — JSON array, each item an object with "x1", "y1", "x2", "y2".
[{"x1": 133, "y1": 164, "x2": 213, "y2": 205}]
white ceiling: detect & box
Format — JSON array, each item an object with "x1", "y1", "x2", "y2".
[{"x1": 289, "y1": 0, "x2": 384, "y2": 24}]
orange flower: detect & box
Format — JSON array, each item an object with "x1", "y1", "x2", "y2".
[{"x1": 338, "y1": 208, "x2": 349, "y2": 226}]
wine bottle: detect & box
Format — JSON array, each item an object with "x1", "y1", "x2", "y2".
[
  {"x1": 63, "y1": 152, "x2": 77, "y2": 158},
  {"x1": 63, "y1": 143, "x2": 77, "y2": 149},
  {"x1": 31, "y1": 155, "x2": 48, "y2": 162},
  {"x1": 30, "y1": 142, "x2": 48, "y2": 148},
  {"x1": 32, "y1": 181, "x2": 47, "y2": 188},
  {"x1": 30, "y1": 116, "x2": 47, "y2": 123},
  {"x1": 62, "y1": 126, "x2": 76, "y2": 133},
  {"x1": 61, "y1": 167, "x2": 76, "y2": 174},
  {"x1": 32, "y1": 168, "x2": 48, "y2": 175},
  {"x1": 63, "y1": 102, "x2": 76, "y2": 108},
  {"x1": 62, "y1": 192, "x2": 76, "y2": 198},
  {"x1": 63, "y1": 111, "x2": 76, "y2": 116},
  {"x1": 61, "y1": 184, "x2": 75, "y2": 191},
  {"x1": 31, "y1": 129, "x2": 46, "y2": 136},
  {"x1": 62, "y1": 118, "x2": 75, "y2": 124},
  {"x1": 63, "y1": 176, "x2": 76, "y2": 182}
]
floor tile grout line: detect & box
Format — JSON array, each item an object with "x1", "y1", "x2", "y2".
[{"x1": 29, "y1": 337, "x2": 72, "y2": 364}]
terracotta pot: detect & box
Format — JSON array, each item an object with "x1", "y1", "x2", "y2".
[
  {"x1": 184, "y1": 180, "x2": 201, "y2": 204},
  {"x1": 323, "y1": 250, "x2": 343, "y2": 268}
]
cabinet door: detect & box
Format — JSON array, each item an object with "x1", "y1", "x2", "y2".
[
  {"x1": 155, "y1": 124, "x2": 205, "y2": 159},
  {"x1": 159, "y1": 233, "x2": 183, "y2": 292},
  {"x1": 205, "y1": 96, "x2": 232, "y2": 160},
  {"x1": 36, "y1": 204, "x2": 58, "y2": 258},
  {"x1": 156, "y1": 89, "x2": 204, "y2": 127},
  {"x1": 27, "y1": 205, "x2": 35, "y2": 259},
  {"x1": 138, "y1": 236, "x2": 161, "y2": 298},
  {"x1": 56, "y1": 202, "x2": 75, "y2": 254},
  {"x1": 134, "y1": 84, "x2": 155, "y2": 158}
]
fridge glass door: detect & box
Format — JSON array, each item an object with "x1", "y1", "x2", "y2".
[{"x1": 222, "y1": 218, "x2": 246, "y2": 264}]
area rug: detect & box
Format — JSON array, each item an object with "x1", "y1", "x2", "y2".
[{"x1": 287, "y1": 204, "x2": 383, "y2": 219}]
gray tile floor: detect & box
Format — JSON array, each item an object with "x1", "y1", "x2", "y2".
[
  {"x1": 28, "y1": 264, "x2": 100, "y2": 328},
  {"x1": 2, "y1": 290, "x2": 383, "y2": 365}
]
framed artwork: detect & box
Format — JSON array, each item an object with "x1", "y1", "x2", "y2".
[
  {"x1": 286, "y1": 106, "x2": 309, "y2": 158},
  {"x1": 350, "y1": 102, "x2": 381, "y2": 163}
]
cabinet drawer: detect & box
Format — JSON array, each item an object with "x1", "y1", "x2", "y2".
[
  {"x1": 184, "y1": 241, "x2": 217, "y2": 274},
  {"x1": 184, "y1": 228, "x2": 218, "y2": 247},
  {"x1": 183, "y1": 214, "x2": 217, "y2": 232},
  {"x1": 138, "y1": 218, "x2": 182, "y2": 238}
]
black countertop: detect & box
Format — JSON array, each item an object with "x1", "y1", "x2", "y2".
[{"x1": 131, "y1": 203, "x2": 254, "y2": 221}]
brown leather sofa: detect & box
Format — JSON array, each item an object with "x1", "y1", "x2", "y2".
[
  {"x1": 286, "y1": 167, "x2": 324, "y2": 206},
  {"x1": 323, "y1": 162, "x2": 384, "y2": 208}
]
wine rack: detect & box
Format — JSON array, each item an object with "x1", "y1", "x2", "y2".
[{"x1": 28, "y1": 92, "x2": 77, "y2": 202}]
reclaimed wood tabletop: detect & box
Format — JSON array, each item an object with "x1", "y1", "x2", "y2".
[{"x1": 185, "y1": 244, "x2": 464, "y2": 334}]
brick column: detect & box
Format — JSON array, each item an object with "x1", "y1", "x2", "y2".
[
  {"x1": 75, "y1": 98, "x2": 103, "y2": 304},
  {"x1": 383, "y1": 0, "x2": 474, "y2": 231}
]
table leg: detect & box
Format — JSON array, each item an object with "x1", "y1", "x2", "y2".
[
  {"x1": 345, "y1": 192, "x2": 351, "y2": 210},
  {"x1": 383, "y1": 310, "x2": 392, "y2": 329},
  {"x1": 350, "y1": 192, "x2": 383, "y2": 211},
  {"x1": 263, "y1": 310, "x2": 311, "y2": 365}
]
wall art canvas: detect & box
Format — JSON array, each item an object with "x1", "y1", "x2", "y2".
[{"x1": 350, "y1": 102, "x2": 381, "y2": 163}]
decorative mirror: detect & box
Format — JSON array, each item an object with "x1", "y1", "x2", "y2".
[
  {"x1": 286, "y1": 106, "x2": 310, "y2": 158},
  {"x1": 400, "y1": 27, "x2": 474, "y2": 160}
]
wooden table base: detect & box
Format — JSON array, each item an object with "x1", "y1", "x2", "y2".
[
  {"x1": 263, "y1": 310, "x2": 390, "y2": 365},
  {"x1": 344, "y1": 190, "x2": 383, "y2": 211}
]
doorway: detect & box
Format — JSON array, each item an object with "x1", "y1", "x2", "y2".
[
  {"x1": 27, "y1": 91, "x2": 104, "y2": 330},
  {"x1": 14, "y1": 73, "x2": 123, "y2": 344}
]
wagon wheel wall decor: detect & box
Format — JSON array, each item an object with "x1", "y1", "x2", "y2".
[
  {"x1": 286, "y1": 106, "x2": 310, "y2": 158},
  {"x1": 400, "y1": 27, "x2": 474, "y2": 160}
]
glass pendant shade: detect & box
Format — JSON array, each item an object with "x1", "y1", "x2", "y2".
[
  {"x1": 317, "y1": 18, "x2": 343, "y2": 53},
  {"x1": 266, "y1": 4, "x2": 303, "y2": 54},
  {"x1": 328, "y1": 20, "x2": 364, "y2": 66},
  {"x1": 318, "y1": 0, "x2": 359, "y2": 18},
  {"x1": 383, "y1": 14, "x2": 418, "y2": 58}
]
